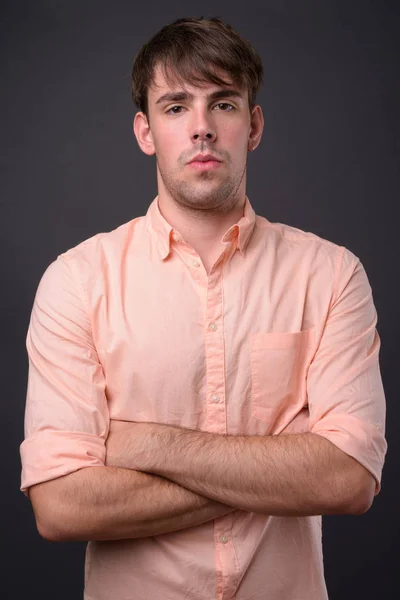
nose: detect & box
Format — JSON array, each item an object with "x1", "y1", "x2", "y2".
[
  {"x1": 190, "y1": 108, "x2": 217, "y2": 143},
  {"x1": 193, "y1": 130, "x2": 216, "y2": 142}
]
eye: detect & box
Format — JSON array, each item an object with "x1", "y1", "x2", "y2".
[
  {"x1": 166, "y1": 105, "x2": 184, "y2": 115},
  {"x1": 214, "y1": 103, "x2": 234, "y2": 111}
]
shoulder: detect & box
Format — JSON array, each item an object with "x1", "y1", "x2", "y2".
[
  {"x1": 59, "y1": 215, "x2": 145, "y2": 264},
  {"x1": 51, "y1": 215, "x2": 146, "y2": 281},
  {"x1": 35, "y1": 215, "x2": 146, "y2": 307},
  {"x1": 255, "y1": 214, "x2": 360, "y2": 280}
]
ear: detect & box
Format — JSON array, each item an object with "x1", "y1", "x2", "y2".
[
  {"x1": 133, "y1": 111, "x2": 155, "y2": 156},
  {"x1": 247, "y1": 105, "x2": 264, "y2": 152}
]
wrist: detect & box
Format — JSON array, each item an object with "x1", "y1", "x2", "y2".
[
  {"x1": 105, "y1": 420, "x2": 162, "y2": 470},
  {"x1": 126, "y1": 421, "x2": 171, "y2": 473}
]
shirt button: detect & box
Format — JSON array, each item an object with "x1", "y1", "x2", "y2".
[
  {"x1": 209, "y1": 323, "x2": 217, "y2": 331},
  {"x1": 219, "y1": 535, "x2": 228, "y2": 543},
  {"x1": 192, "y1": 259, "x2": 200, "y2": 267},
  {"x1": 172, "y1": 233, "x2": 180, "y2": 242},
  {"x1": 211, "y1": 394, "x2": 220, "y2": 403}
]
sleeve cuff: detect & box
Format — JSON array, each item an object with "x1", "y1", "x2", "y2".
[
  {"x1": 20, "y1": 430, "x2": 106, "y2": 496},
  {"x1": 310, "y1": 414, "x2": 387, "y2": 495}
]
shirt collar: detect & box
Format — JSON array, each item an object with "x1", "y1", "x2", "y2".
[{"x1": 145, "y1": 195, "x2": 256, "y2": 261}]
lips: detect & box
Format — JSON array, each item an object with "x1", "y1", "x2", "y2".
[
  {"x1": 187, "y1": 157, "x2": 222, "y2": 171},
  {"x1": 188, "y1": 154, "x2": 221, "y2": 164}
]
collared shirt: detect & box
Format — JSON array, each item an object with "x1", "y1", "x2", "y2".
[{"x1": 20, "y1": 196, "x2": 387, "y2": 600}]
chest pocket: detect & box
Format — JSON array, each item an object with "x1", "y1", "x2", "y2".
[{"x1": 250, "y1": 328, "x2": 315, "y2": 428}]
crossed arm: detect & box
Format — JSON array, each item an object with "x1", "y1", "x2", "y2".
[{"x1": 30, "y1": 420, "x2": 375, "y2": 542}]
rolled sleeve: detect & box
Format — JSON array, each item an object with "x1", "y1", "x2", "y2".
[
  {"x1": 308, "y1": 248, "x2": 387, "y2": 495},
  {"x1": 20, "y1": 255, "x2": 109, "y2": 496}
]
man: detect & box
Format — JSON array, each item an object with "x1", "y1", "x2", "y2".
[{"x1": 20, "y1": 16, "x2": 387, "y2": 600}]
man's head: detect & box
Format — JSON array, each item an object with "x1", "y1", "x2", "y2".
[
  {"x1": 131, "y1": 17, "x2": 263, "y2": 119},
  {"x1": 132, "y1": 17, "x2": 264, "y2": 213}
]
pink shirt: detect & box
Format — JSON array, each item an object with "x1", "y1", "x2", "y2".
[{"x1": 20, "y1": 196, "x2": 387, "y2": 600}]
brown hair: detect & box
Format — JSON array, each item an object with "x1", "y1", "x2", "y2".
[{"x1": 131, "y1": 17, "x2": 264, "y2": 118}]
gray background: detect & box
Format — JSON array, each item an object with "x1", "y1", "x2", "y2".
[{"x1": 2, "y1": 0, "x2": 399, "y2": 598}]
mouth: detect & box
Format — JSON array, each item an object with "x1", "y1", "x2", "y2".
[
  {"x1": 188, "y1": 160, "x2": 222, "y2": 171},
  {"x1": 187, "y1": 154, "x2": 222, "y2": 171}
]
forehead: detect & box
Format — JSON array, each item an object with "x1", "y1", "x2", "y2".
[{"x1": 148, "y1": 63, "x2": 239, "y2": 100}]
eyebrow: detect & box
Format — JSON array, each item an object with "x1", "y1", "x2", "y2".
[{"x1": 155, "y1": 89, "x2": 244, "y2": 105}]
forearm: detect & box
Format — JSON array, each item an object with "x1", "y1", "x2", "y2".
[
  {"x1": 164, "y1": 431, "x2": 344, "y2": 514},
  {"x1": 118, "y1": 424, "x2": 372, "y2": 516},
  {"x1": 29, "y1": 465, "x2": 236, "y2": 542}
]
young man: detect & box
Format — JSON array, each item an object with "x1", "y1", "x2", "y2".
[{"x1": 20, "y1": 17, "x2": 387, "y2": 600}]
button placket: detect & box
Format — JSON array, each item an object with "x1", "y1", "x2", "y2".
[
  {"x1": 214, "y1": 514, "x2": 239, "y2": 600},
  {"x1": 204, "y1": 268, "x2": 226, "y2": 433}
]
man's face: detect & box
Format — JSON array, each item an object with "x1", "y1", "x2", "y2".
[{"x1": 135, "y1": 64, "x2": 262, "y2": 213}]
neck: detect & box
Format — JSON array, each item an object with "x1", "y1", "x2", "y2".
[
  {"x1": 159, "y1": 195, "x2": 245, "y2": 244},
  {"x1": 156, "y1": 179, "x2": 247, "y2": 254}
]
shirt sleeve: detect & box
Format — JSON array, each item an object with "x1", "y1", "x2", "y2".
[
  {"x1": 308, "y1": 247, "x2": 387, "y2": 495},
  {"x1": 20, "y1": 254, "x2": 109, "y2": 497}
]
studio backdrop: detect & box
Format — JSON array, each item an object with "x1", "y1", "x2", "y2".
[{"x1": 2, "y1": 1, "x2": 399, "y2": 599}]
